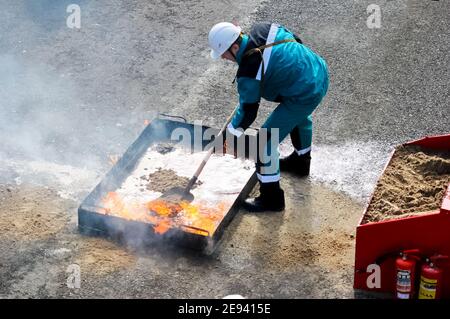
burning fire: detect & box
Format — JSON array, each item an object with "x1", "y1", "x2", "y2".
[{"x1": 100, "y1": 192, "x2": 227, "y2": 236}]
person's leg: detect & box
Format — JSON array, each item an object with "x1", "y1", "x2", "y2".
[
  {"x1": 280, "y1": 114, "x2": 314, "y2": 176},
  {"x1": 290, "y1": 115, "x2": 313, "y2": 154},
  {"x1": 281, "y1": 62, "x2": 329, "y2": 175},
  {"x1": 280, "y1": 89, "x2": 330, "y2": 176},
  {"x1": 243, "y1": 102, "x2": 303, "y2": 212}
]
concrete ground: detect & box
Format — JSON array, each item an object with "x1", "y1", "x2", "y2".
[{"x1": 0, "y1": 0, "x2": 448, "y2": 298}]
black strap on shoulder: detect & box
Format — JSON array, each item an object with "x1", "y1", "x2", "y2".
[
  {"x1": 241, "y1": 38, "x2": 297, "y2": 95},
  {"x1": 242, "y1": 38, "x2": 297, "y2": 58}
]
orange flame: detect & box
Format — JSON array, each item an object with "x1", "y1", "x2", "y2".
[
  {"x1": 153, "y1": 219, "x2": 171, "y2": 234},
  {"x1": 100, "y1": 192, "x2": 227, "y2": 236},
  {"x1": 147, "y1": 199, "x2": 181, "y2": 217}
]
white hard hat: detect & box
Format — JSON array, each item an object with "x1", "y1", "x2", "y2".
[{"x1": 208, "y1": 22, "x2": 242, "y2": 59}]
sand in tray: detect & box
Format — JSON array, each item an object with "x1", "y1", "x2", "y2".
[{"x1": 140, "y1": 168, "x2": 202, "y2": 193}]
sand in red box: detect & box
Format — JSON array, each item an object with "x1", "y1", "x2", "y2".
[{"x1": 363, "y1": 145, "x2": 450, "y2": 224}]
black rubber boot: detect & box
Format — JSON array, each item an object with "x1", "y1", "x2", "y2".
[
  {"x1": 279, "y1": 151, "x2": 311, "y2": 177},
  {"x1": 243, "y1": 181, "x2": 285, "y2": 212}
]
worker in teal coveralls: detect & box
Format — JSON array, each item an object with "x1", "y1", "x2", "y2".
[{"x1": 208, "y1": 22, "x2": 329, "y2": 212}]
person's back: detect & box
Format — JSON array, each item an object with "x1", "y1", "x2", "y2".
[
  {"x1": 265, "y1": 24, "x2": 328, "y2": 103},
  {"x1": 244, "y1": 22, "x2": 328, "y2": 104}
]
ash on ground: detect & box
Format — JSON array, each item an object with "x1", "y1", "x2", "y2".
[
  {"x1": 363, "y1": 145, "x2": 450, "y2": 224},
  {"x1": 141, "y1": 168, "x2": 202, "y2": 193}
]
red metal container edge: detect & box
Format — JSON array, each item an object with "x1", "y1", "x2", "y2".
[{"x1": 353, "y1": 134, "x2": 450, "y2": 298}]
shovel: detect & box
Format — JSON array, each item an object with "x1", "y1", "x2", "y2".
[{"x1": 156, "y1": 106, "x2": 239, "y2": 204}]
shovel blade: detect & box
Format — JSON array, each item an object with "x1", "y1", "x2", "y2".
[{"x1": 159, "y1": 186, "x2": 194, "y2": 203}]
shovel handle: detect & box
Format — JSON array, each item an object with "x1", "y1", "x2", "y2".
[{"x1": 183, "y1": 106, "x2": 239, "y2": 193}]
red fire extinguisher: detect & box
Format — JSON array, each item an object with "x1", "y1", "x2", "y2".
[
  {"x1": 418, "y1": 255, "x2": 448, "y2": 299},
  {"x1": 396, "y1": 249, "x2": 421, "y2": 299}
]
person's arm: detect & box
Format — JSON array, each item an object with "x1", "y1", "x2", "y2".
[{"x1": 227, "y1": 77, "x2": 261, "y2": 137}]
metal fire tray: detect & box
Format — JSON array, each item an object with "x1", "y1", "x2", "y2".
[{"x1": 78, "y1": 115, "x2": 257, "y2": 252}]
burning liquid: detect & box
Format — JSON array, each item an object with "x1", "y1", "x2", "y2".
[{"x1": 100, "y1": 192, "x2": 227, "y2": 236}]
